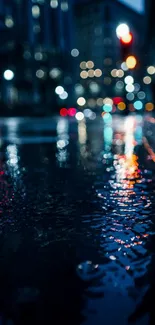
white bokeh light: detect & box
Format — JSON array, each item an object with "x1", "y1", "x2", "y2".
[
  {"x1": 4, "y1": 70, "x2": 14, "y2": 81},
  {"x1": 55, "y1": 86, "x2": 64, "y2": 95},
  {"x1": 75, "y1": 112, "x2": 84, "y2": 121},
  {"x1": 116, "y1": 23, "x2": 130, "y2": 39}
]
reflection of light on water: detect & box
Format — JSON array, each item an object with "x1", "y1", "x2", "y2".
[
  {"x1": 56, "y1": 118, "x2": 69, "y2": 165},
  {"x1": 78, "y1": 120, "x2": 87, "y2": 145},
  {"x1": 57, "y1": 118, "x2": 69, "y2": 137},
  {"x1": 103, "y1": 113, "x2": 113, "y2": 153},
  {"x1": 7, "y1": 144, "x2": 18, "y2": 168}
]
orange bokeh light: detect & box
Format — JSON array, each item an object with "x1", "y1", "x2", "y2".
[
  {"x1": 121, "y1": 33, "x2": 132, "y2": 44},
  {"x1": 126, "y1": 56, "x2": 137, "y2": 69}
]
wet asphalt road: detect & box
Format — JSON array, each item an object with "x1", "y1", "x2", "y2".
[{"x1": 0, "y1": 115, "x2": 154, "y2": 325}]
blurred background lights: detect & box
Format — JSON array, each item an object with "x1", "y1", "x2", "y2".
[
  {"x1": 117, "y1": 102, "x2": 126, "y2": 110},
  {"x1": 125, "y1": 84, "x2": 134, "y2": 92},
  {"x1": 83, "y1": 108, "x2": 93, "y2": 118},
  {"x1": 145, "y1": 102, "x2": 154, "y2": 111},
  {"x1": 126, "y1": 93, "x2": 134, "y2": 101},
  {"x1": 111, "y1": 69, "x2": 117, "y2": 77},
  {"x1": 75, "y1": 112, "x2": 84, "y2": 121},
  {"x1": 55, "y1": 86, "x2": 64, "y2": 95},
  {"x1": 116, "y1": 81, "x2": 124, "y2": 89},
  {"x1": 71, "y1": 48, "x2": 79, "y2": 57},
  {"x1": 59, "y1": 91, "x2": 68, "y2": 100},
  {"x1": 80, "y1": 71, "x2": 88, "y2": 79},
  {"x1": 60, "y1": 108, "x2": 68, "y2": 117},
  {"x1": 117, "y1": 69, "x2": 124, "y2": 77},
  {"x1": 137, "y1": 91, "x2": 146, "y2": 100},
  {"x1": 103, "y1": 97, "x2": 113, "y2": 105},
  {"x1": 36, "y1": 69, "x2": 45, "y2": 78},
  {"x1": 75, "y1": 84, "x2": 84, "y2": 95},
  {"x1": 116, "y1": 23, "x2": 130, "y2": 39},
  {"x1": 102, "y1": 113, "x2": 112, "y2": 123},
  {"x1": 34, "y1": 52, "x2": 43, "y2": 61},
  {"x1": 134, "y1": 100, "x2": 143, "y2": 110},
  {"x1": 77, "y1": 97, "x2": 86, "y2": 106},
  {"x1": 4, "y1": 70, "x2": 14, "y2": 81},
  {"x1": 143, "y1": 76, "x2": 152, "y2": 84},
  {"x1": 50, "y1": 0, "x2": 58, "y2": 8},
  {"x1": 134, "y1": 83, "x2": 140, "y2": 92},
  {"x1": 89, "y1": 82, "x2": 100, "y2": 93},
  {"x1": 97, "y1": 98, "x2": 104, "y2": 106},
  {"x1": 94, "y1": 69, "x2": 102, "y2": 77},
  {"x1": 32, "y1": 5, "x2": 40, "y2": 18},
  {"x1": 124, "y1": 76, "x2": 134, "y2": 84},
  {"x1": 126, "y1": 56, "x2": 137, "y2": 69},
  {"x1": 86, "y1": 61, "x2": 94, "y2": 69},
  {"x1": 80, "y1": 61, "x2": 87, "y2": 69},
  {"x1": 103, "y1": 104, "x2": 112, "y2": 113},
  {"x1": 5, "y1": 16, "x2": 14, "y2": 28},
  {"x1": 88, "y1": 69, "x2": 95, "y2": 78},
  {"x1": 121, "y1": 62, "x2": 128, "y2": 71},
  {"x1": 68, "y1": 108, "x2": 76, "y2": 116},
  {"x1": 121, "y1": 32, "x2": 132, "y2": 44},
  {"x1": 147, "y1": 66, "x2": 155, "y2": 75},
  {"x1": 49, "y1": 68, "x2": 61, "y2": 79},
  {"x1": 61, "y1": 2, "x2": 69, "y2": 11}
]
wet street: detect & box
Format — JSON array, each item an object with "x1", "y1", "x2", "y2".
[{"x1": 0, "y1": 114, "x2": 155, "y2": 325}]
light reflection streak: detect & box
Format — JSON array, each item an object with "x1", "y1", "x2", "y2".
[{"x1": 56, "y1": 118, "x2": 69, "y2": 165}]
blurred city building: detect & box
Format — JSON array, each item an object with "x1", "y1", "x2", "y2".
[{"x1": 0, "y1": 0, "x2": 154, "y2": 116}]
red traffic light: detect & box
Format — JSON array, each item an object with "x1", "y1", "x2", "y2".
[{"x1": 120, "y1": 32, "x2": 133, "y2": 45}]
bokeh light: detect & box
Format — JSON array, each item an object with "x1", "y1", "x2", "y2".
[
  {"x1": 145, "y1": 102, "x2": 154, "y2": 111},
  {"x1": 117, "y1": 102, "x2": 126, "y2": 110},
  {"x1": 111, "y1": 69, "x2": 117, "y2": 77},
  {"x1": 71, "y1": 49, "x2": 79, "y2": 57},
  {"x1": 103, "y1": 104, "x2": 112, "y2": 113},
  {"x1": 121, "y1": 32, "x2": 132, "y2": 44},
  {"x1": 143, "y1": 76, "x2": 151, "y2": 84},
  {"x1": 125, "y1": 84, "x2": 134, "y2": 92},
  {"x1": 80, "y1": 71, "x2": 88, "y2": 79},
  {"x1": 94, "y1": 69, "x2": 102, "y2": 77},
  {"x1": 55, "y1": 86, "x2": 64, "y2": 95},
  {"x1": 86, "y1": 61, "x2": 94, "y2": 69},
  {"x1": 137, "y1": 91, "x2": 146, "y2": 100},
  {"x1": 147, "y1": 66, "x2": 155, "y2": 75},
  {"x1": 60, "y1": 108, "x2": 68, "y2": 116},
  {"x1": 126, "y1": 56, "x2": 137, "y2": 69},
  {"x1": 80, "y1": 61, "x2": 87, "y2": 69},
  {"x1": 126, "y1": 93, "x2": 134, "y2": 101},
  {"x1": 88, "y1": 69, "x2": 95, "y2": 78},
  {"x1": 68, "y1": 108, "x2": 76, "y2": 116},
  {"x1": 124, "y1": 76, "x2": 134, "y2": 84},
  {"x1": 75, "y1": 112, "x2": 84, "y2": 121},
  {"x1": 116, "y1": 23, "x2": 130, "y2": 39},
  {"x1": 4, "y1": 69, "x2": 14, "y2": 81},
  {"x1": 134, "y1": 100, "x2": 143, "y2": 110},
  {"x1": 77, "y1": 97, "x2": 86, "y2": 106}
]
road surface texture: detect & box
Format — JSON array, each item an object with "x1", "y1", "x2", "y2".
[{"x1": 0, "y1": 115, "x2": 154, "y2": 325}]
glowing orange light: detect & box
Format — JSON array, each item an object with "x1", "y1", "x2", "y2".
[
  {"x1": 145, "y1": 102, "x2": 154, "y2": 111},
  {"x1": 121, "y1": 33, "x2": 132, "y2": 44},
  {"x1": 126, "y1": 56, "x2": 137, "y2": 69},
  {"x1": 117, "y1": 102, "x2": 126, "y2": 111}
]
